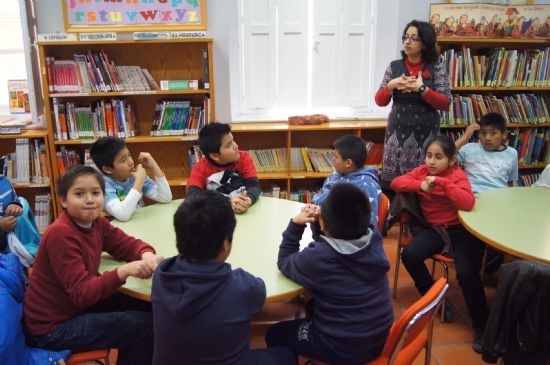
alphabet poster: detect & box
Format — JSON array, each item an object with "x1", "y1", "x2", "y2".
[{"x1": 62, "y1": 0, "x2": 206, "y2": 32}]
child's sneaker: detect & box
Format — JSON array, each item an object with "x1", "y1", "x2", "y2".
[{"x1": 439, "y1": 298, "x2": 454, "y2": 323}]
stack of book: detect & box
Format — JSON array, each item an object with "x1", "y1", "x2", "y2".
[
  {"x1": 150, "y1": 98, "x2": 209, "y2": 136},
  {"x1": 442, "y1": 47, "x2": 550, "y2": 88},
  {"x1": 441, "y1": 93, "x2": 550, "y2": 126},
  {"x1": 517, "y1": 173, "x2": 542, "y2": 187},
  {"x1": 34, "y1": 194, "x2": 51, "y2": 233},
  {"x1": 46, "y1": 51, "x2": 159, "y2": 94},
  {"x1": 0, "y1": 139, "x2": 49, "y2": 185},
  {"x1": 52, "y1": 98, "x2": 138, "y2": 140},
  {"x1": 187, "y1": 145, "x2": 203, "y2": 170}
]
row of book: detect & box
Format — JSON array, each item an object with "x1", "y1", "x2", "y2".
[
  {"x1": 46, "y1": 51, "x2": 159, "y2": 94},
  {"x1": 150, "y1": 98, "x2": 210, "y2": 136},
  {"x1": 508, "y1": 128, "x2": 550, "y2": 165},
  {"x1": 440, "y1": 93, "x2": 550, "y2": 126},
  {"x1": 56, "y1": 147, "x2": 95, "y2": 175},
  {"x1": 188, "y1": 145, "x2": 204, "y2": 170},
  {"x1": 261, "y1": 186, "x2": 321, "y2": 203},
  {"x1": 444, "y1": 127, "x2": 550, "y2": 165},
  {"x1": 441, "y1": 47, "x2": 550, "y2": 88},
  {"x1": 516, "y1": 173, "x2": 541, "y2": 187},
  {"x1": 33, "y1": 194, "x2": 52, "y2": 233},
  {"x1": 0, "y1": 139, "x2": 49, "y2": 185},
  {"x1": 52, "y1": 98, "x2": 138, "y2": 140}
]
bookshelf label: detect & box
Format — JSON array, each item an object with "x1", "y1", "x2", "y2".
[
  {"x1": 133, "y1": 32, "x2": 170, "y2": 40},
  {"x1": 79, "y1": 32, "x2": 117, "y2": 42},
  {"x1": 171, "y1": 31, "x2": 207, "y2": 39},
  {"x1": 37, "y1": 33, "x2": 77, "y2": 42}
]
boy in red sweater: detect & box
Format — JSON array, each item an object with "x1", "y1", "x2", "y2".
[
  {"x1": 187, "y1": 123, "x2": 261, "y2": 214},
  {"x1": 391, "y1": 135, "x2": 488, "y2": 354},
  {"x1": 24, "y1": 165, "x2": 163, "y2": 365}
]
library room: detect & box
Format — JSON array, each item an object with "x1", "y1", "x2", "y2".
[{"x1": 0, "y1": 0, "x2": 549, "y2": 364}]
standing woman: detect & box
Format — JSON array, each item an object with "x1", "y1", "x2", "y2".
[{"x1": 375, "y1": 20, "x2": 451, "y2": 190}]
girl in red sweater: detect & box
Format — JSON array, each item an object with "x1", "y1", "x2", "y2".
[
  {"x1": 24, "y1": 165, "x2": 163, "y2": 365},
  {"x1": 391, "y1": 135, "x2": 488, "y2": 354}
]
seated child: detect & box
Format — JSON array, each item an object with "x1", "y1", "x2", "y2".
[
  {"x1": 0, "y1": 175, "x2": 23, "y2": 251},
  {"x1": 0, "y1": 175, "x2": 40, "y2": 265},
  {"x1": 187, "y1": 123, "x2": 261, "y2": 214},
  {"x1": 312, "y1": 135, "x2": 381, "y2": 228},
  {"x1": 90, "y1": 136, "x2": 172, "y2": 221},
  {"x1": 391, "y1": 135, "x2": 488, "y2": 353},
  {"x1": 24, "y1": 165, "x2": 163, "y2": 365},
  {"x1": 152, "y1": 190, "x2": 296, "y2": 365},
  {"x1": 266, "y1": 183, "x2": 393, "y2": 365},
  {"x1": 455, "y1": 112, "x2": 518, "y2": 193},
  {"x1": 455, "y1": 112, "x2": 518, "y2": 274}
]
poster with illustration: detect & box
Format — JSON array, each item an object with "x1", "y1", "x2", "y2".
[
  {"x1": 430, "y1": 3, "x2": 550, "y2": 38},
  {"x1": 7, "y1": 80, "x2": 30, "y2": 114}
]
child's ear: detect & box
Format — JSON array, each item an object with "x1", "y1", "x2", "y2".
[
  {"x1": 449, "y1": 155, "x2": 457, "y2": 166},
  {"x1": 345, "y1": 158, "x2": 354, "y2": 168},
  {"x1": 209, "y1": 152, "x2": 221, "y2": 163},
  {"x1": 60, "y1": 196, "x2": 68, "y2": 209},
  {"x1": 319, "y1": 217, "x2": 331, "y2": 237},
  {"x1": 101, "y1": 165, "x2": 113, "y2": 175}
]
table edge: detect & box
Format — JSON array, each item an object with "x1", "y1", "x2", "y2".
[{"x1": 458, "y1": 214, "x2": 550, "y2": 265}]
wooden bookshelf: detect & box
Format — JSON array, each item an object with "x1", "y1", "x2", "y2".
[
  {"x1": 438, "y1": 37, "x2": 549, "y2": 172},
  {"x1": 231, "y1": 120, "x2": 387, "y2": 197},
  {"x1": 37, "y1": 38, "x2": 215, "y2": 215},
  {"x1": 0, "y1": 130, "x2": 56, "y2": 231}
]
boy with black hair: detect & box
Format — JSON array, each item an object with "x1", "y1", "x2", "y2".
[
  {"x1": 187, "y1": 122, "x2": 261, "y2": 214},
  {"x1": 152, "y1": 190, "x2": 296, "y2": 365},
  {"x1": 24, "y1": 164, "x2": 162, "y2": 365},
  {"x1": 90, "y1": 136, "x2": 172, "y2": 221},
  {"x1": 455, "y1": 112, "x2": 518, "y2": 193},
  {"x1": 312, "y1": 135, "x2": 382, "y2": 228},
  {"x1": 266, "y1": 183, "x2": 393, "y2": 365}
]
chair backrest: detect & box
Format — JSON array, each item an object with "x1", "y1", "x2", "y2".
[
  {"x1": 378, "y1": 193, "x2": 390, "y2": 232},
  {"x1": 381, "y1": 278, "x2": 449, "y2": 364}
]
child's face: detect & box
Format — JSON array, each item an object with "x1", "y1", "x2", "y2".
[
  {"x1": 60, "y1": 174, "x2": 104, "y2": 225},
  {"x1": 479, "y1": 125, "x2": 506, "y2": 151},
  {"x1": 425, "y1": 143, "x2": 454, "y2": 176},
  {"x1": 108, "y1": 147, "x2": 135, "y2": 181},
  {"x1": 333, "y1": 150, "x2": 353, "y2": 174},
  {"x1": 210, "y1": 133, "x2": 240, "y2": 164}
]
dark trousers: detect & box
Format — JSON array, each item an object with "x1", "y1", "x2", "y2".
[
  {"x1": 401, "y1": 224, "x2": 489, "y2": 330},
  {"x1": 266, "y1": 319, "x2": 382, "y2": 365},
  {"x1": 242, "y1": 347, "x2": 298, "y2": 365},
  {"x1": 28, "y1": 292, "x2": 153, "y2": 365}
]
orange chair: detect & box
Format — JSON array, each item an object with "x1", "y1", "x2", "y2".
[
  {"x1": 378, "y1": 193, "x2": 390, "y2": 233},
  {"x1": 67, "y1": 349, "x2": 111, "y2": 365},
  {"x1": 392, "y1": 212, "x2": 454, "y2": 322},
  {"x1": 299, "y1": 278, "x2": 449, "y2": 365}
]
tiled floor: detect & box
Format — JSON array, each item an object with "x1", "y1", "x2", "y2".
[{"x1": 250, "y1": 225, "x2": 498, "y2": 365}]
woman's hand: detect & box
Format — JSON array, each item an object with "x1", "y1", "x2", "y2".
[
  {"x1": 401, "y1": 73, "x2": 424, "y2": 93},
  {"x1": 387, "y1": 74, "x2": 411, "y2": 92}
]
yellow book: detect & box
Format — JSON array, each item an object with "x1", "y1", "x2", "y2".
[{"x1": 301, "y1": 147, "x2": 314, "y2": 172}]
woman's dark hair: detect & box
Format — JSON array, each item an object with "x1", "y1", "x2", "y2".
[
  {"x1": 174, "y1": 190, "x2": 236, "y2": 260},
  {"x1": 320, "y1": 183, "x2": 371, "y2": 240},
  {"x1": 425, "y1": 135, "x2": 456, "y2": 159},
  {"x1": 57, "y1": 164, "x2": 105, "y2": 198},
  {"x1": 401, "y1": 20, "x2": 439, "y2": 64}
]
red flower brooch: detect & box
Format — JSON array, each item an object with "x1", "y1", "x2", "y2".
[{"x1": 422, "y1": 70, "x2": 432, "y2": 79}]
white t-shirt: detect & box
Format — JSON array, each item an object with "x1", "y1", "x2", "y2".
[{"x1": 458, "y1": 143, "x2": 518, "y2": 193}]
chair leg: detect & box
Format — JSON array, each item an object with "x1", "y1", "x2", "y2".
[
  {"x1": 433, "y1": 260, "x2": 449, "y2": 323},
  {"x1": 393, "y1": 243, "x2": 402, "y2": 299}
]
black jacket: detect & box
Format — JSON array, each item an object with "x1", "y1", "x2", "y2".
[{"x1": 482, "y1": 260, "x2": 550, "y2": 364}]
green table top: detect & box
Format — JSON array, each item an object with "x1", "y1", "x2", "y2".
[
  {"x1": 99, "y1": 197, "x2": 309, "y2": 302},
  {"x1": 459, "y1": 187, "x2": 550, "y2": 264}
]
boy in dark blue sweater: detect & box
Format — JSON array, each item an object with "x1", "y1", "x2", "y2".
[
  {"x1": 266, "y1": 183, "x2": 393, "y2": 365},
  {"x1": 151, "y1": 190, "x2": 296, "y2": 365}
]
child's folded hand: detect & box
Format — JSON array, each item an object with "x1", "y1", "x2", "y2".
[
  {"x1": 132, "y1": 164, "x2": 147, "y2": 183},
  {"x1": 118, "y1": 260, "x2": 154, "y2": 280},
  {"x1": 5, "y1": 204, "x2": 22, "y2": 216},
  {"x1": 141, "y1": 251, "x2": 164, "y2": 271},
  {"x1": 0, "y1": 216, "x2": 17, "y2": 232},
  {"x1": 293, "y1": 205, "x2": 317, "y2": 225},
  {"x1": 138, "y1": 152, "x2": 156, "y2": 169}
]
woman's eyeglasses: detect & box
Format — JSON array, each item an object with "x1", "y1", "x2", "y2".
[{"x1": 402, "y1": 35, "x2": 421, "y2": 43}]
